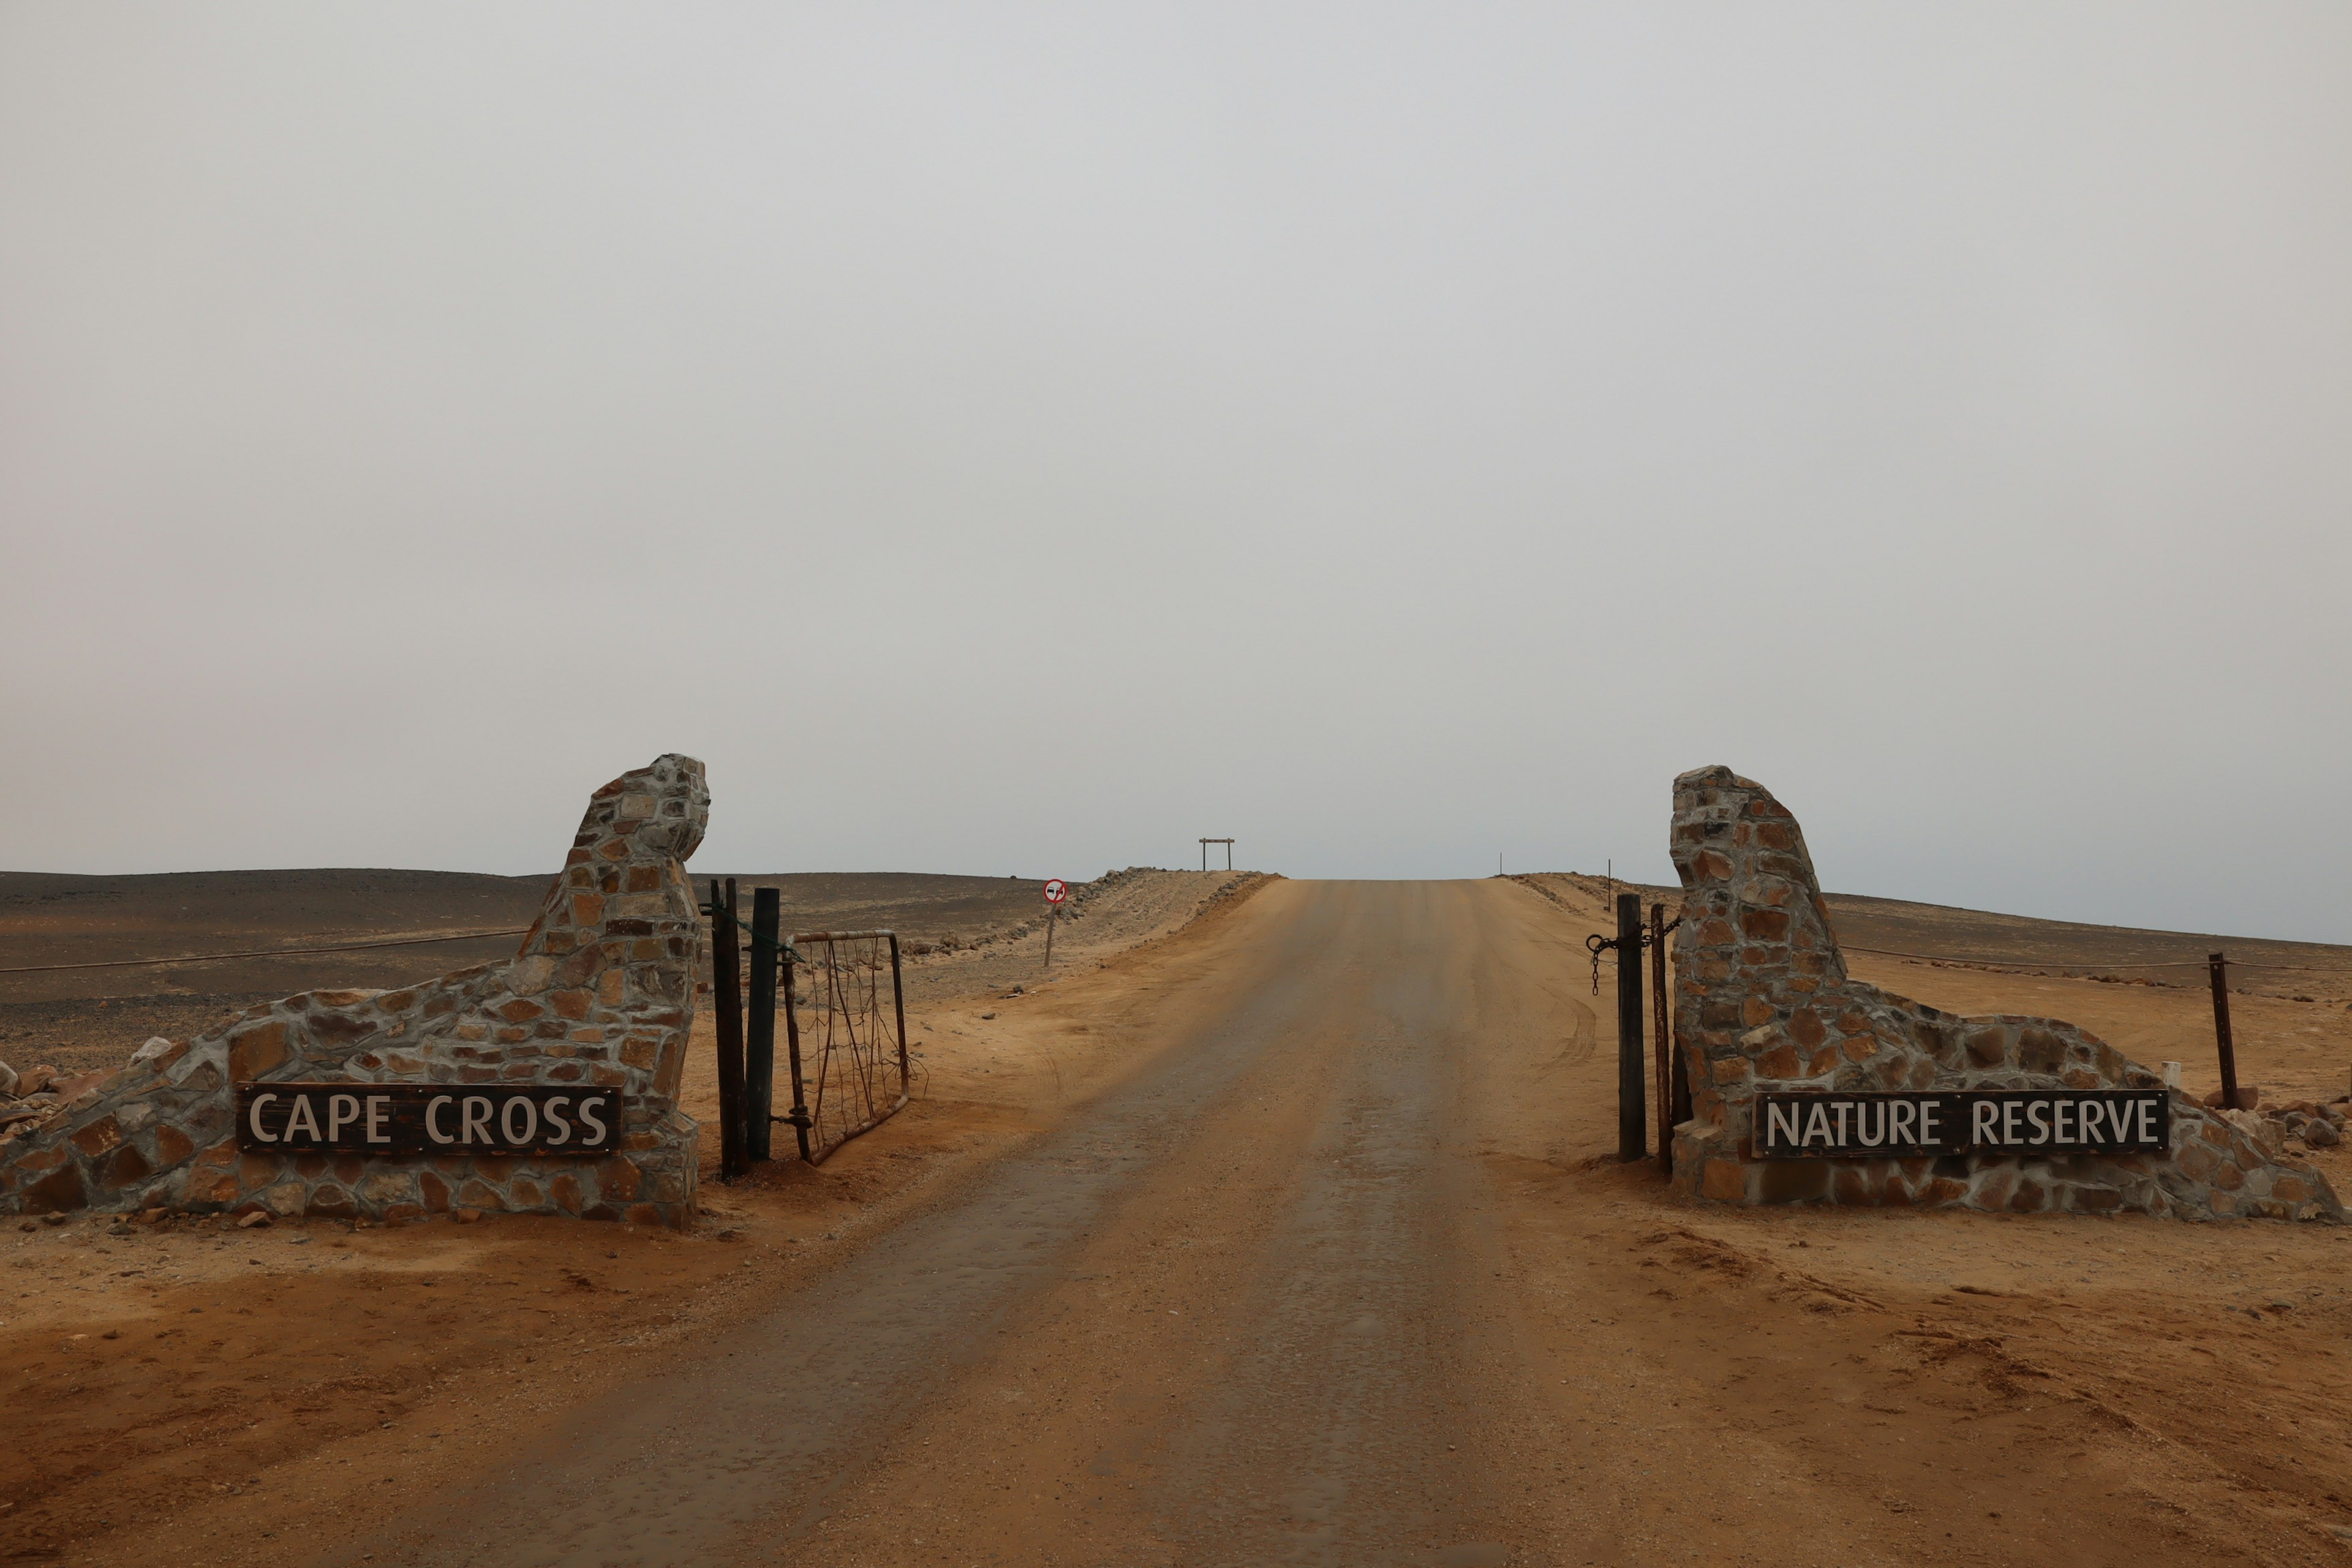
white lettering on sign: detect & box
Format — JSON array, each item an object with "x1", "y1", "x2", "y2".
[
  {"x1": 237, "y1": 1084, "x2": 623, "y2": 1156},
  {"x1": 285, "y1": 1096, "x2": 323, "y2": 1140},
  {"x1": 1755, "y1": 1090, "x2": 2169, "y2": 1160}
]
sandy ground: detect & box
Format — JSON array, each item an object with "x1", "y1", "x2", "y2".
[{"x1": 4, "y1": 873, "x2": 2352, "y2": 1564}]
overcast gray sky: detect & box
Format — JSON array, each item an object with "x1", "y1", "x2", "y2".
[{"x1": 4, "y1": 4, "x2": 2348, "y2": 941}]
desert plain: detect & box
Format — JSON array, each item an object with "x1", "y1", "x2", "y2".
[{"x1": 3, "y1": 866, "x2": 2352, "y2": 1565}]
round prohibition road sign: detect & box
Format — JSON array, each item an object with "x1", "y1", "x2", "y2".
[{"x1": 1042, "y1": 879, "x2": 1069, "y2": 905}]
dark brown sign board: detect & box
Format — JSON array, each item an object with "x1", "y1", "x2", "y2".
[
  {"x1": 1754, "y1": 1089, "x2": 2168, "y2": 1161},
  {"x1": 235, "y1": 1082, "x2": 624, "y2": 1158}
]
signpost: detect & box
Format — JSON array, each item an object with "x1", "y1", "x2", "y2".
[
  {"x1": 1042, "y1": 878, "x2": 1068, "y2": 967},
  {"x1": 1752, "y1": 1088, "x2": 2169, "y2": 1159}
]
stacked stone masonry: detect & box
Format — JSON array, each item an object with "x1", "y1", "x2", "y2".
[
  {"x1": 0, "y1": 755, "x2": 710, "y2": 1228},
  {"x1": 1665, "y1": 766, "x2": 2340, "y2": 1222}
]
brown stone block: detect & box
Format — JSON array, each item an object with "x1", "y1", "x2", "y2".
[
  {"x1": 2211, "y1": 1159, "x2": 2246, "y2": 1191},
  {"x1": 2060, "y1": 1069, "x2": 2099, "y2": 1090},
  {"x1": 1839, "y1": 1037, "x2": 1877, "y2": 1064},
  {"x1": 195, "y1": 1137, "x2": 238, "y2": 1170},
  {"x1": 457, "y1": 1179, "x2": 505, "y2": 1211},
  {"x1": 99, "y1": 1144, "x2": 153, "y2": 1193},
  {"x1": 1906, "y1": 1058, "x2": 1937, "y2": 1090},
  {"x1": 497, "y1": 1000, "x2": 544, "y2": 1024},
  {"x1": 1756, "y1": 1045, "x2": 1800, "y2": 1079},
  {"x1": 1758, "y1": 1161, "x2": 1826, "y2": 1204},
  {"x1": 69, "y1": 1117, "x2": 123, "y2": 1158},
  {"x1": 154, "y1": 1125, "x2": 196, "y2": 1167},
  {"x1": 571, "y1": 892, "x2": 606, "y2": 926},
  {"x1": 590, "y1": 1065, "x2": 627, "y2": 1088},
  {"x1": 1788, "y1": 1009, "x2": 1825, "y2": 1049},
  {"x1": 1804, "y1": 1046, "x2": 1841, "y2": 1077},
  {"x1": 1710, "y1": 1057, "x2": 1750, "y2": 1085},
  {"x1": 459, "y1": 1066, "x2": 499, "y2": 1084},
  {"x1": 1963, "y1": 1028, "x2": 2008, "y2": 1068},
  {"x1": 227, "y1": 1022, "x2": 293, "y2": 1085},
  {"x1": 599, "y1": 969, "x2": 627, "y2": 1006},
  {"x1": 239, "y1": 1152, "x2": 279, "y2": 1188},
  {"x1": 2009, "y1": 1178, "x2": 2047, "y2": 1212},
  {"x1": 24, "y1": 1164, "x2": 86, "y2": 1213},
  {"x1": 653, "y1": 1041, "x2": 686, "y2": 1101},
  {"x1": 620, "y1": 1036, "x2": 658, "y2": 1070},
  {"x1": 502, "y1": 1063, "x2": 537, "y2": 1080},
  {"x1": 1698, "y1": 1159, "x2": 1750, "y2": 1202},
  {"x1": 2275, "y1": 1175, "x2": 2312, "y2": 1205},
  {"x1": 194, "y1": 1172, "x2": 239, "y2": 1207},
  {"x1": 597, "y1": 1159, "x2": 643, "y2": 1201},
  {"x1": 1973, "y1": 1167, "x2": 2016, "y2": 1209},
  {"x1": 1738, "y1": 995, "x2": 1772, "y2": 1028},
  {"x1": 494, "y1": 1027, "x2": 530, "y2": 1044},
  {"x1": 551, "y1": 1172, "x2": 585, "y2": 1213},
  {"x1": 294, "y1": 1153, "x2": 329, "y2": 1180},
  {"x1": 1738, "y1": 908, "x2": 1790, "y2": 941},
  {"x1": 509, "y1": 1178, "x2": 546, "y2": 1210},
  {"x1": 1693, "y1": 850, "x2": 1732, "y2": 880},
  {"x1": 418, "y1": 1171, "x2": 452, "y2": 1212},
  {"x1": 306, "y1": 1185, "x2": 358, "y2": 1217},
  {"x1": 2245, "y1": 1197, "x2": 2290, "y2": 1219},
  {"x1": 551, "y1": 990, "x2": 593, "y2": 1021},
  {"x1": 1918, "y1": 1177, "x2": 1969, "y2": 1206},
  {"x1": 1697, "y1": 919, "x2": 1735, "y2": 946},
  {"x1": 1831, "y1": 1166, "x2": 1874, "y2": 1204}
]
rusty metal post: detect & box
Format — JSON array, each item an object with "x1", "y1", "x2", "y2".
[
  {"x1": 2209, "y1": 951, "x2": 2242, "y2": 1110},
  {"x1": 710, "y1": 878, "x2": 747, "y2": 1181},
  {"x1": 1617, "y1": 892, "x2": 1646, "y2": 1162},
  {"x1": 745, "y1": 888, "x2": 780, "y2": 1162},
  {"x1": 780, "y1": 935, "x2": 811, "y2": 1163},
  {"x1": 1651, "y1": 902, "x2": 1672, "y2": 1174},
  {"x1": 888, "y1": 932, "x2": 911, "y2": 1093}
]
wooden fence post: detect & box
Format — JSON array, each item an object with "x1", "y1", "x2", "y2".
[{"x1": 2209, "y1": 951, "x2": 2242, "y2": 1111}]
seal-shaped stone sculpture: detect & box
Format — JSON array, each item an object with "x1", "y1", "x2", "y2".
[{"x1": 0, "y1": 754, "x2": 710, "y2": 1227}]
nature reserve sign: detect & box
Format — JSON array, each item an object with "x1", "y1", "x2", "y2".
[
  {"x1": 236, "y1": 1083, "x2": 624, "y2": 1158},
  {"x1": 1754, "y1": 1090, "x2": 2169, "y2": 1161}
]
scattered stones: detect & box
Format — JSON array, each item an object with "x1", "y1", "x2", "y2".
[
  {"x1": 453, "y1": 1208, "x2": 483, "y2": 1225},
  {"x1": 2203, "y1": 1085, "x2": 2264, "y2": 1110},
  {"x1": 1665, "y1": 767, "x2": 2339, "y2": 1221},
  {"x1": 238, "y1": 1211, "x2": 272, "y2": 1229}
]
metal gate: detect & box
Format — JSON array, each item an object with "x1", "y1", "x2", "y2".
[{"x1": 780, "y1": 930, "x2": 911, "y2": 1164}]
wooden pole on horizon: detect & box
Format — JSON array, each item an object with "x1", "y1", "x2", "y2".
[
  {"x1": 710, "y1": 878, "x2": 748, "y2": 1181},
  {"x1": 1617, "y1": 892, "x2": 1646, "y2": 1163},
  {"x1": 2209, "y1": 951, "x2": 2243, "y2": 1111}
]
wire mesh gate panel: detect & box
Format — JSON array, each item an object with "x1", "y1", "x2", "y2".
[{"x1": 780, "y1": 930, "x2": 911, "y2": 1164}]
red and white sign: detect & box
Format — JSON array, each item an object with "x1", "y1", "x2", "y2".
[{"x1": 1042, "y1": 879, "x2": 1069, "y2": 905}]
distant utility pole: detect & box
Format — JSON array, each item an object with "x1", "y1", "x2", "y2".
[{"x1": 1200, "y1": 837, "x2": 1234, "y2": 871}]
